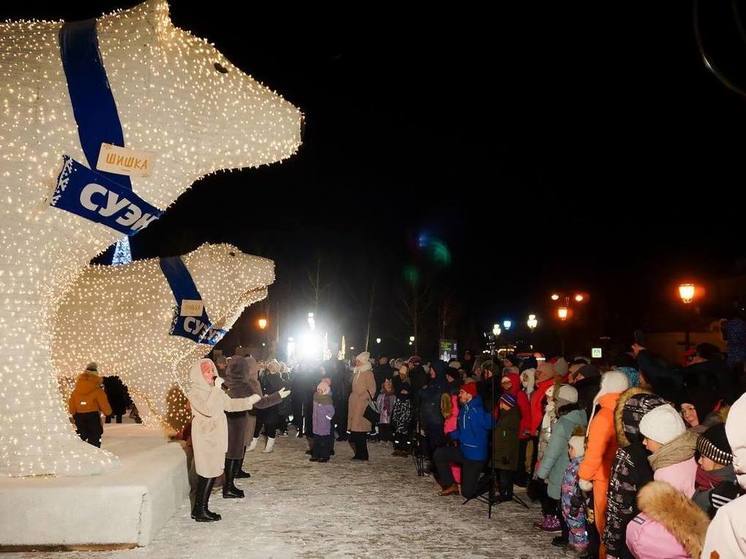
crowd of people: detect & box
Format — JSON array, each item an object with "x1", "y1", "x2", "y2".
[
  {"x1": 65, "y1": 339, "x2": 746, "y2": 558},
  {"x1": 248, "y1": 344, "x2": 744, "y2": 559}
]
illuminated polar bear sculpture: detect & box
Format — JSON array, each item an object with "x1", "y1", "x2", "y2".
[
  {"x1": 51, "y1": 244, "x2": 274, "y2": 429},
  {"x1": 0, "y1": 0, "x2": 301, "y2": 476}
]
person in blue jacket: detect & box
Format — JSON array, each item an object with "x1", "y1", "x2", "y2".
[{"x1": 434, "y1": 381, "x2": 493, "y2": 498}]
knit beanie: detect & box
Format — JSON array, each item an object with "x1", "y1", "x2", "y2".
[
  {"x1": 460, "y1": 383, "x2": 479, "y2": 398},
  {"x1": 639, "y1": 404, "x2": 687, "y2": 445},
  {"x1": 569, "y1": 435, "x2": 586, "y2": 458},
  {"x1": 555, "y1": 384, "x2": 579, "y2": 408},
  {"x1": 595, "y1": 371, "x2": 630, "y2": 401},
  {"x1": 85, "y1": 362, "x2": 98, "y2": 373},
  {"x1": 697, "y1": 423, "x2": 734, "y2": 466},
  {"x1": 500, "y1": 393, "x2": 517, "y2": 409}
]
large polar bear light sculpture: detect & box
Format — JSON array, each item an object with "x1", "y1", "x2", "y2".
[
  {"x1": 0, "y1": 0, "x2": 301, "y2": 476},
  {"x1": 51, "y1": 243, "x2": 275, "y2": 428}
]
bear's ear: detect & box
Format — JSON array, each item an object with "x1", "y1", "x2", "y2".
[{"x1": 104, "y1": 0, "x2": 173, "y2": 40}]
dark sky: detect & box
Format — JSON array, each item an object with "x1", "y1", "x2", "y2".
[{"x1": 6, "y1": 1, "x2": 746, "y2": 354}]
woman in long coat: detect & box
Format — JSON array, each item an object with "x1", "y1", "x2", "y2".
[
  {"x1": 347, "y1": 351, "x2": 376, "y2": 460},
  {"x1": 187, "y1": 358, "x2": 259, "y2": 522}
]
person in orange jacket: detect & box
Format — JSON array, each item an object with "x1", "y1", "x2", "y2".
[
  {"x1": 578, "y1": 371, "x2": 629, "y2": 559},
  {"x1": 68, "y1": 362, "x2": 113, "y2": 448}
]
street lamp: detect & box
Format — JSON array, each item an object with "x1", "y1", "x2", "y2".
[
  {"x1": 409, "y1": 336, "x2": 415, "y2": 342},
  {"x1": 503, "y1": 320, "x2": 512, "y2": 331},
  {"x1": 527, "y1": 314, "x2": 538, "y2": 330},
  {"x1": 574, "y1": 294, "x2": 584, "y2": 303},
  {"x1": 376, "y1": 337, "x2": 381, "y2": 344},
  {"x1": 550, "y1": 293, "x2": 560, "y2": 301},
  {"x1": 257, "y1": 318, "x2": 268, "y2": 330},
  {"x1": 678, "y1": 283, "x2": 695, "y2": 304},
  {"x1": 492, "y1": 323, "x2": 501, "y2": 337},
  {"x1": 558, "y1": 307, "x2": 569, "y2": 321},
  {"x1": 677, "y1": 283, "x2": 697, "y2": 350}
]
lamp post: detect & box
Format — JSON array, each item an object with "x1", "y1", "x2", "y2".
[{"x1": 678, "y1": 283, "x2": 697, "y2": 350}]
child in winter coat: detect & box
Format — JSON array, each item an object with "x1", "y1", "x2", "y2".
[
  {"x1": 692, "y1": 423, "x2": 738, "y2": 518},
  {"x1": 702, "y1": 392, "x2": 746, "y2": 558},
  {"x1": 68, "y1": 362, "x2": 113, "y2": 448},
  {"x1": 376, "y1": 378, "x2": 396, "y2": 443},
  {"x1": 311, "y1": 381, "x2": 335, "y2": 462},
  {"x1": 561, "y1": 434, "x2": 589, "y2": 554},
  {"x1": 536, "y1": 385, "x2": 587, "y2": 544},
  {"x1": 493, "y1": 393, "x2": 520, "y2": 501}
]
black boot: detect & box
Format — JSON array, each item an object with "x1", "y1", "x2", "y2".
[
  {"x1": 203, "y1": 477, "x2": 221, "y2": 521},
  {"x1": 191, "y1": 476, "x2": 217, "y2": 522},
  {"x1": 235, "y1": 448, "x2": 251, "y2": 479},
  {"x1": 222, "y1": 458, "x2": 245, "y2": 498}
]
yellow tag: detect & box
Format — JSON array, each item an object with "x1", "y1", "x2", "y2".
[
  {"x1": 180, "y1": 299, "x2": 204, "y2": 317},
  {"x1": 96, "y1": 143, "x2": 155, "y2": 177}
]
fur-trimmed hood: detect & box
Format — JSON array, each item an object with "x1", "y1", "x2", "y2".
[
  {"x1": 637, "y1": 481, "x2": 710, "y2": 559},
  {"x1": 615, "y1": 387, "x2": 668, "y2": 448}
]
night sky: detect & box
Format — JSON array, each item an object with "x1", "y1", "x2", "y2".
[{"x1": 5, "y1": 1, "x2": 746, "y2": 355}]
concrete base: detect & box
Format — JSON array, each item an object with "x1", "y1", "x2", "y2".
[{"x1": 0, "y1": 424, "x2": 189, "y2": 548}]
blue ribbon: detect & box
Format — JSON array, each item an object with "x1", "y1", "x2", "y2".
[
  {"x1": 159, "y1": 256, "x2": 227, "y2": 346},
  {"x1": 52, "y1": 19, "x2": 161, "y2": 234}
]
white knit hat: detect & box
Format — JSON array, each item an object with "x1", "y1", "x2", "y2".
[
  {"x1": 639, "y1": 404, "x2": 686, "y2": 445},
  {"x1": 556, "y1": 384, "x2": 579, "y2": 405},
  {"x1": 569, "y1": 436, "x2": 585, "y2": 458}
]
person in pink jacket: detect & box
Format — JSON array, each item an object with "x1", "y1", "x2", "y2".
[
  {"x1": 702, "y1": 391, "x2": 746, "y2": 558},
  {"x1": 625, "y1": 481, "x2": 710, "y2": 559},
  {"x1": 625, "y1": 404, "x2": 705, "y2": 558},
  {"x1": 639, "y1": 404, "x2": 698, "y2": 497},
  {"x1": 442, "y1": 390, "x2": 461, "y2": 484}
]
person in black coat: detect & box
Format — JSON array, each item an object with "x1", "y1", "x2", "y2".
[
  {"x1": 571, "y1": 364, "x2": 601, "y2": 420},
  {"x1": 102, "y1": 375, "x2": 131, "y2": 423},
  {"x1": 418, "y1": 361, "x2": 448, "y2": 470},
  {"x1": 604, "y1": 388, "x2": 668, "y2": 559},
  {"x1": 253, "y1": 366, "x2": 285, "y2": 452}
]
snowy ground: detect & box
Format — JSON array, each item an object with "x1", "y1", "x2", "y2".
[{"x1": 7, "y1": 431, "x2": 573, "y2": 559}]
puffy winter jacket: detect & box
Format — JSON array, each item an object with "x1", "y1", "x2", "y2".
[
  {"x1": 69, "y1": 372, "x2": 112, "y2": 416},
  {"x1": 529, "y1": 378, "x2": 555, "y2": 436},
  {"x1": 626, "y1": 481, "x2": 709, "y2": 559},
  {"x1": 537, "y1": 407, "x2": 587, "y2": 500},
  {"x1": 579, "y1": 392, "x2": 621, "y2": 484},
  {"x1": 448, "y1": 394, "x2": 493, "y2": 461}
]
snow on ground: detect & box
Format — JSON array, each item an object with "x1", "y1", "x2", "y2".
[{"x1": 7, "y1": 431, "x2": 573, "y2": 559}]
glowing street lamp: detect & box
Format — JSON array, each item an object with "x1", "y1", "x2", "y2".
[
  {"x1": 550, "y1": 293, "x2": 560, "y2": 301},
  {"x1": 678, "y1": 283, "x2": 695, "y2": 304},
  {"x1": 257, "y1": 318, "x2": 268, "y2": 330},
  {"x1": 574, "y1": 294, "x2": 584, "y2": 303},
  {"x1": 558, "y1": 307, "x2": 569, "y2": 321},
  {"x1": 409, "y1": 336, "x2": 415, "y2": 342},
  {"x1": 503, "y1": 320, "x2": 512, "y2": 331},
  {"x1": 492, "y1": 323, "x2": 501, "y2": 337},
  {"x1": 527, "y1": 314, "x2": 538, "y2": 330},
  {"x1": 376, "y1": 337, "x2": 381, "y2": 344}
]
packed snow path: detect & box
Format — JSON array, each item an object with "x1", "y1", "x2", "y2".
[{"x1": 9, "y1": 431, "x2": 573, "y2": 558}]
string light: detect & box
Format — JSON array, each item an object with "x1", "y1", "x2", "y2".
[
  {"x1": 0, "y1": 0, "x2": 301, "y2": 476},
  {"x1": 52, "y1": 243, "x2": 274, "y2": 430}
]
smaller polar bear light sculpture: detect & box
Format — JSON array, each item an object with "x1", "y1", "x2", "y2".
[
  {"x1": 0, "y1": 0, "x2": 301, "y2": 476},
  {"x1": 51, "y1": 244, "x2": 274, "y2": 429}
]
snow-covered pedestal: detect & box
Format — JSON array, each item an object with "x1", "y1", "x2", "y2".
[{"x1": 0, "y1": 424, "x2": 189, "y2": 549}]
